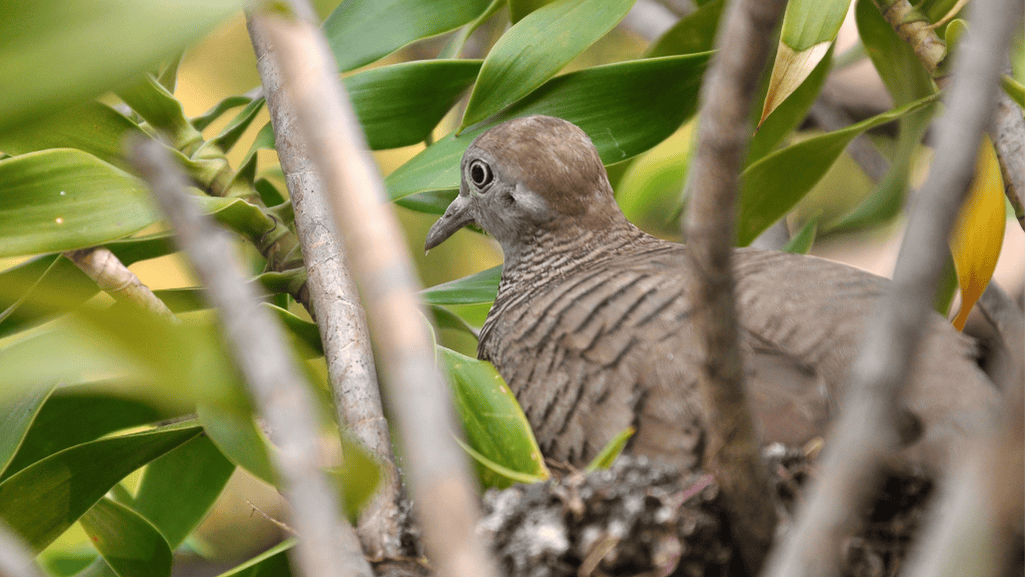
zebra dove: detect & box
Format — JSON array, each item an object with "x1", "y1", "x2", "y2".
[{"x1": 425, "y1": 115, "x2": 999, "y2": 474}]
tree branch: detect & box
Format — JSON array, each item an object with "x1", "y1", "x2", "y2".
[
  {"x1": 250, "y1": 3, "x2": 500, "y2": 576},
  {"x1": 680, "y1": 0, "x2": 786, "y2": 572},
  {"x1": 765, "y1": 0, "x2": 1020, "y2": 572},
  {"x1": 246, "y1": 15, "x2": 405, "y2": 562},
  {"x1": 63, "y1": 247, "x2": 177, "y2": 321},
  {"x1": 130, "y1": 137, "x2": 373, "y2": 577}
]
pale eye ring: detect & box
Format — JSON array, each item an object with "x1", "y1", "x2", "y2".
[{"x1": 468, "y1": 159, "x2": 494, "y2": 189}]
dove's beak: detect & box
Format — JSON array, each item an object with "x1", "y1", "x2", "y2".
[{"x1": 425, "y1": 193, "x2": 475, "y2": 251}]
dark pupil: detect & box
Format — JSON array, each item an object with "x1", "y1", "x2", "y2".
[{"x1": 471, "y1": 163, "x2": 490, "y2": 186}]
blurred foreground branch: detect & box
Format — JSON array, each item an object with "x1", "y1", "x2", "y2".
[
  {"x1": 0, "y1": 522, "x2": 41, "y2": 577},
  {"x1": 765, "y1": 0, "x2": 1020, "y2": 573},
  {"x1": 247, "y1": 15, "x2": 405, "y2": 562},
  {"x1": 251, "y1": 2, "x2": 499, "y2": 576},
  {"x1": 680, "y1": 0, "x2": 786, "y2": 573},
  {"x1": 130, "y1": 137, "x2": 373, "y2": 577}
]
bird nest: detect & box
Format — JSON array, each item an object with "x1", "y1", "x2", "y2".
[{"x1": 478, "y1": 448, "x2": 934, "y2": 577}]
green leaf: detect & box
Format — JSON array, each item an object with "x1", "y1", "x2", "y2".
[
  {"x1": 329, "y1": 434, "x2": 382, "y2": 521},
  {"x1": 206, "y1": 97, "x2": 266, "y2": 154},
  {"x1": 1, "y1": 385, "x2": 173, "y2": 482},
  {"x1": 646, "y1": 0, "x2": 724, "y2": 57},
  {"x1": 324, "y1": 0, "x2": 492, "y2": 72},
  {"x1": 197, "y1": 405, "x2": 276, "y2": 487},
  {"x1": 422, "y1": 266, "x2": 502, "y2": 305},
  {"x1": 829, "y1": 0, "x2": 937, "y2": 232},
  {"x1": 460, "y1": 0, "x2": 637, "y2": 129},
  {"x1": 737, "y1": 93, "x2": 940, "y2": 246},
  {"x1": 430, "y1": 305, "x2": 481, "y2": 337},
  {"x1": 0, "y1": 386, "x2": 57, "y2": 478},
  {"x1": 387, "y1": 53, "x2": 711, "y2": 200},
  {"x1": 584, "y1": 427, "x2": 634, "y2": 472},
  {"x1": 71, "y1": 559, "x2": 119, "y2": 577},
  {"x1": 214, "y1": 539, "x2": 295, "y2": 577},
  {"x1": 0, "y1": 102, "x2": 141, "y2": 171},
  {"x1": 132, "y1": 435, "x2": 235, "y2": 548},
  {"x1": 0, "y1": 150, "x2": 157, "y2": 258},
  {"x1": 346, "y1": 60, "x2": 483, "y2": 149},
  {"x1": 0, "y1": 422, "x2": 202, "y2": 552},
  {"x1": 117, "y1": 74, "x2": 203, "y2": 154},
  {"x1": 269, "y1": 304, "x2": 324, "y2": 358},
  {"x1": 156, "y1": 53, "x2": 183, "y2": 94},
  {"x1": 192, "y1": 95, "x2": 254, "y2": 131},
  {"x1": 80, "y1": 498, "x2": 173, "y2": 577},
  {"x1": 1003, "y1": 75, "x2": 1025, "y2": 108},
  {"x1": 780, "y1": 0, "x2": 850, "y2": 51},
  {"x1": 749, "y1": 43, "x2": 834, "y2": 163},
  {"x1": 0, "y1": 0, "x2": 243, "y2": 134},
  {"x1": 783, "y1": 217, "x2": 818, "y2": 254},
  {"x1": 195, "y1": 196, "x2": 276, "y2": 239},
  {"x1": 453, "y1": 436, "x2": 547, "y2": 485},
  {"x1": 439, "y1": 347, "x2": 549, "y2": 489}
]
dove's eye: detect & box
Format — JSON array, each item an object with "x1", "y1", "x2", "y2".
[{"x1": 469, "y1": 159, "x2": 494, "y2": 189}]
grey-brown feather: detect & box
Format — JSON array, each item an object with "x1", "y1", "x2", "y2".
[{"x1": 430, "y1": 115, "x2": 998, "y2": 475}]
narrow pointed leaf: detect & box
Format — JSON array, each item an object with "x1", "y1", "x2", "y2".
[
  {"x1": 0, "y1": 103, "x2": 141, "y2": 171},
  {"x1": 197, "y1": 405, "x2": 276, "y2": 487},
  {"x1": 192, "y1": 95, "x2": 254, "y2": 131},
  {"x1": 387, "y1": 53, "x2": 710, "y2": 199},
  {"x1": 422, "y1": 266, "x2": 502, "y2": 305},
  {"x1": 453, "y1": 436, "x2": 547, "y2": 485},
  {"x1": 949, "y1": 137, "x2": 1006, "y2": 330},
  {"x1": 0, "y1": 150, "x2": 157, "y2": 258},
  {"x1": 346, "y1": 60, "x2": 483, "y2": 149},
  {"x1": 80, "y1": 498, "x2": 173, "y2": 577},
  {"x1": 585, "y1": 427, "x2": 634, "y2": 472},
  {"x1": 132, "y1": 435, "x2": 235, "y2": 548},
  {"x1": 460, "y1": 0, "x2": 637, "y2": 129},
  {"x1": 737, "y1": 93, "x2": 939, "y2": 245},
  {"x1": 440, "y1": 346, "x2": 549, "y2": 489},
  {"x1": 1, "y1": 385, "x2": 173, "y2": 483},
  {"x1": 214, "y1": 539, "x2": 295, "y2": 577},
  {"x1": 0, "y1": 423, "x2": 202, "y2": 552},
  {"x1": 646, "y1": 0, "x2": 725, "y2": 57},
  {"x1": 207, "y1": 97, "x2": 266, "y2": 154},
  {"x1": 0, "y1": 386, "x2": 57, "y2": 478},
  {"x1": 783, "y1": 217, "x2": 818, "y2": 254},
  {"x1": 324, "y1": 0, "x2": 492, "y2": 72},
  {"x1": 760, "y1": 0, "x2": 850, "y2": 123},
  {"x1": 749, "y1": 44, "x2": 833, "y2": 162}
]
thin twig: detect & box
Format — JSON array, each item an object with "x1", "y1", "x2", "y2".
[
  {"x1": 129, "y1": 137, "x2": 373, "y2": 577},
  {"x1": 0, "y1": 522, "x2": 42, "y2": 577},
  {"x1": 246, "y1": 15, "x2": 404, "y2": 561},
  {"x1": 64, "y1": 247, "x2": 177, "y2": 321},
  {"x1": 251, "y1": 3, "x2": 500, "y2": 577},
  {"x1": 765, "y1": 0, "x2": 1020, "y2": 573},
  {"x1": 680, "y1": 0, "x2": 786, "y2": 572}
]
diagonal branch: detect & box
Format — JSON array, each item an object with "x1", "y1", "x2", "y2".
[
  {"x1": 250, "y1": 3, "x2": 500, "y2": 576},
  {"x1": 246, "y1": 15, "x2": 404, "y2": 562},
  {"x1": 680, "y1": 0, "x2": 786, "y2": 573},
  {"x1": 130, "y1": 137, "x2": 373, "y2": 577},
  {"x1": 64, "y1": 247, "x2": 177, "y2": 321}
]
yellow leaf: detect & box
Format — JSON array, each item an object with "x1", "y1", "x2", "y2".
[
  {"x1": 948, "y1": 136, "x2": 1005, "y2": 330},
  {"x1": 759, "y1": 41, "x2": 831, "y2": 127}
]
